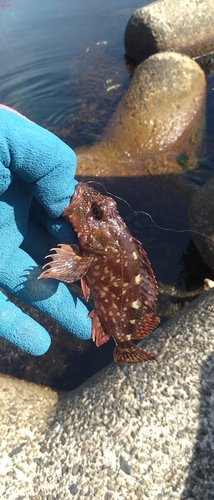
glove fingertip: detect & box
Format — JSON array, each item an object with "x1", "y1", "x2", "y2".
[
  {"x1": 24, "y1": 325, "x2": 51, "y2": 356},
  {"x1": 2, "y1": 321, "x2": 51, "y2": 356},
  {"x1": 0, "y1": 292, "x2": 51, "y2": 356}
]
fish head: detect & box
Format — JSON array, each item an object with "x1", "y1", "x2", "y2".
[{"x1": 63, "y1": 182, "x2": 126, "y2": 255}]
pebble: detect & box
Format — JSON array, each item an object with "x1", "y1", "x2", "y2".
[
  {"x1": 72, "y1": 463, "x2": 81, "y2": 476},
  {"x1": 69, "y1": 484, "x2": 78, "y2": 495},
  {"x1": 104, "y1": 493, "x2": 113, "y2": 500},
  {"x1": 120, "y1": 456, "x2": 132, "y2": 475}
]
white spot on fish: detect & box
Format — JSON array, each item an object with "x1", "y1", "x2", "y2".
[
  {"x1": 132, "y1": 251, "x2": 138, "y2": 261},
  {"x1": 130, "y1": 319, "x2": 136, "y2": 324},
  {"x1": 131, "y1": 299, "x2": 141, "y2": 309},
  {"x1": 126, "y1": 334, "x2": 132, "y2": 340},
  {"x1": 108, "y1": 310, "x2": 113, "y2": 316},
  {"x1": 104, "y1": 266, "x2": 109, "y2": 274},
  {"x1": 92, "y1": 271, "x2": 100, "y2": 277},
  {"x1": 135, "y1": 274, "x2": 141, "y2": 284}
]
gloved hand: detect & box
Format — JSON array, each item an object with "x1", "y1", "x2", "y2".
[{"x1": 0, "y1": 105, "x2": 92, "y2": 355}]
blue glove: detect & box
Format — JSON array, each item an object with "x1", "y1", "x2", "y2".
[{"x1": 0, "y1": 105, "x2": 91, "y2": 355}]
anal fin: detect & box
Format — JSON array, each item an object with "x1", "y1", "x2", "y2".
[{"x1": 88, "y1": 310, "x2": 110, "y2": 347}]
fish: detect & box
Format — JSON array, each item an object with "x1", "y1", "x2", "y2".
[{"x1": 39, "y1": 182, "x2": 160, "y2": 364}]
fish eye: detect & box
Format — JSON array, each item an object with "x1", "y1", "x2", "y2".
[{"x1": 91, "y1": 203, "x2": 103, "y2": 220}]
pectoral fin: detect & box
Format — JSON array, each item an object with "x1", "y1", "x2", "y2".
[{"x1": 38, "y1": 244, "x2": 94, "y2": 283}]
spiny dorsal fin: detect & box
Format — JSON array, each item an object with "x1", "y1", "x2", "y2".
[{"x1": 131, "y1": 313, "x2": 160, "y2": 340}]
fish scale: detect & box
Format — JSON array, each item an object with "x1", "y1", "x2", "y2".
[{"x1": 39, "y1": 182, "x2": 160, "y2": 364}]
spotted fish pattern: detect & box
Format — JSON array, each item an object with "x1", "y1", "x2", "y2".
[{"x1": 39, "y1": 182, "x2": 160, "y2": 364}]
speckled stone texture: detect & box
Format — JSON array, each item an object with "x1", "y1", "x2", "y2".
[
  {"x1": 1, "y1": 289, "x2": 214, "y2": 499},
  {"x1": 125, "y1": 0, "x2": 214, "y2": 61}
]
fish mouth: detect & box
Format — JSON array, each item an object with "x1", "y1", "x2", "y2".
[{"x1": 63, "y1": 182, "x2": 86, "y2": 222}]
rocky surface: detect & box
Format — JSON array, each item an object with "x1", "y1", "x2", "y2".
[
  {"x1": 1, "y1": 289, "x2": 214, "y2": 499},
  {"x1": 124, "y1": 0, "x2": 214, "y2": 61}
]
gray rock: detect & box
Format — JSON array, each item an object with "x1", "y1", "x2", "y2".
[{"x1": 125, "y1": 0, "x2": 214, "y2": 61}]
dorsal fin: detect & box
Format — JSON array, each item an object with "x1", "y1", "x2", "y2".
[{"x1": 131, "y1": 313, "x2": 160, "y2": 340}]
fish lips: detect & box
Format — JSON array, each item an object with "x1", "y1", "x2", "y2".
[{"x1": 62, "y1": 184, "x2": 84, "y2": 226}]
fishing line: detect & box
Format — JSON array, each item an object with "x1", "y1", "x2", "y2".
[{"x1": 86, "y1": 180, "x2": 213, "y2": 243}]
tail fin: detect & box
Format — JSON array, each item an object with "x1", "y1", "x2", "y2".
[{"x1": 113, "y1": 341, "x2": 156, "y2": 365}]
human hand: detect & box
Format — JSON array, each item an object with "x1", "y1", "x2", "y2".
[{"x1": 0, "y1": 105, "x2": 91, "y2": 355}]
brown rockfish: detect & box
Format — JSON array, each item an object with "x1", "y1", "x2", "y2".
[{"x1": 39, "y1": 182, "x2": 160, "y2": 364}]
